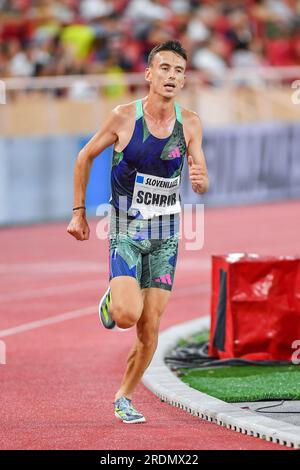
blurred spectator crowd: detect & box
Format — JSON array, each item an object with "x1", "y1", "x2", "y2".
[{"x1": 0, "y1": 0, "x2": 300, "y2": 80}]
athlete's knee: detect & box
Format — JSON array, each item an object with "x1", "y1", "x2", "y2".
[
  {"x1": 111, "y1": 302, "x2": 143, "y2": 329},
  {"x1": 116, "y1": 315, "x2": 136, "y2": 329}
]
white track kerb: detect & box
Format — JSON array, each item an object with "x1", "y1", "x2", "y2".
[{"x1": 142, "y1": 317, "x2": 300, "y2": 449}]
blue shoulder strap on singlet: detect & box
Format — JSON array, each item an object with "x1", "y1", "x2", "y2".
[{"x1": 136, "y1": 99, "x2": 183, "y2": 123}]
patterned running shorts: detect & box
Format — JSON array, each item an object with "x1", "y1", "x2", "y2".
[{"x1": 109, "y1": 209, "x2": 179, "y2": 291}]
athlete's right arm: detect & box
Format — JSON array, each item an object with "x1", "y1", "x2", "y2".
[{"x1": 67, "y1": 109, "x2": 122, "y2": 241}]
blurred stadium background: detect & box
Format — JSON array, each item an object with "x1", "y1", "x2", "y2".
[{"x1": 0, "y1": 0, "x2": 300, "y2": 224}]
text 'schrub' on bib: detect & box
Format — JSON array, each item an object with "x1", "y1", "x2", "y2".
[{"x1": 129, "y1": 172, "x2": 181, "y2": 219}]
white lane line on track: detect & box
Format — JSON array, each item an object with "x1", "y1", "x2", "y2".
[
  {"x1": 177, "y1": 259, "x2": 210, "y2": 270},
  {"x1": 0, "y1": 279, "x2": 104, "y2": 302},
  {"x1": 0, "y1": 262, "x2": 106, "y2": 274},
  {"x1": 0, "y1": 283, "x2": 210, "y2": 339},
  {"x1": 0, "y1": 305, "x2": 97, "y2": 338}
]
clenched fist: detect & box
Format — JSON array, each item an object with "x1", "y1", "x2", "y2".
[
  {"x1": 188, "y1": 155, "x2": 209, "y2": 194},
  {"x1": 67, "y1": 211, "x2": 90, "y2": 241}
]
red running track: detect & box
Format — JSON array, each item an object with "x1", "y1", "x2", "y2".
[{"x1": 1, "y1": 200, "x2": 299, "y2": 450}]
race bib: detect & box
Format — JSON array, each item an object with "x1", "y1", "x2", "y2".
[{"x1": 129, "y1": 172, "x2": 181, "y2": 219}]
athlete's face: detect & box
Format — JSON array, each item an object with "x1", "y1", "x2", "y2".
[{"x1": 145, "y1": 51, "x2": 186, "y2": 98}]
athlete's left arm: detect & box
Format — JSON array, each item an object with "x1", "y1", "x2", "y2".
[{"x1": 186, "y1": 113, "x2": 209, "y2": 194}]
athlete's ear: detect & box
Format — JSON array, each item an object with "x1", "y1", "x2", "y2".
[
  {"x1": 145, "y1": 67, "x2": 151, "y2": 83},
  {"x1": 181, "y1": 73, "x2": 186, "y2": 88}
]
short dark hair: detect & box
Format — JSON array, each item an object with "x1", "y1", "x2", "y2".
[{"x1": 148, "y1": 40, "x2": 187, "y2": 66}]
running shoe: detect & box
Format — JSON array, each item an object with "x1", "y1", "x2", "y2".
[
  {"x1": 114, "y1": 396, "x2": 146, "y2": 424},
  {"x1": 98, "y1": 287, "x2": 115, "y2": 329}
]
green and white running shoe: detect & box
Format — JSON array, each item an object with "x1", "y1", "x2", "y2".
[
  {"x1": 99, "y1": 287, "x2": 115, "y2": 329},
  {"x1": 114, "y1": 396, "x2": 146, "y2": 424}
]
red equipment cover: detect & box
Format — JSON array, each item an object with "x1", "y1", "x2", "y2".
[{"x1": 209, "y1": 253, "x2": 300, "y2": 361}]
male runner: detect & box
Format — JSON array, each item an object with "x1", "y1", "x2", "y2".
[{"x1": 67, "y1": 40, "x2": 209, "y2": 424}]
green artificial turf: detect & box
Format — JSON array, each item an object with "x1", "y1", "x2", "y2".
[
  {"x1": 176, "y1": 330, "x2": 300, "y2": 402},
  {"x1": 177, "y1": 330, "x2": 210, "y2": 347},
  {"x1": 180, "y1": 365, "x2": 300, "y2": 402}
]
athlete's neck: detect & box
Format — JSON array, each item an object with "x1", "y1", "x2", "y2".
[{"x1": 142, "y1": 93, "x2": 175, "y2": 123}]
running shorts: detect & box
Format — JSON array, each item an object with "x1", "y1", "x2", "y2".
[{"x1": 108, "y1": 208, "x2": 179, "y2": 291}]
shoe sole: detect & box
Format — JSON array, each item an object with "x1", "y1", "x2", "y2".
[
  {"x1": 114, "y1": 412, "x2": 146, "y2": 424},
  {"x1": 98, "y1": 287, "x2": 115, "y2": 329}
]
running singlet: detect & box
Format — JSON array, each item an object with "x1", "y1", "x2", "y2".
[{"x1": 110, "y1": 99, "x2": 187, "y2": 220}]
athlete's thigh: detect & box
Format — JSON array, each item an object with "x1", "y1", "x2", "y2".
[
  {"x1": 110, "y1": 276, "x2": 143, "y2": 315},
  {"x1": 141, "y1": 287, "x2": 171, "y2": 319},
  {"x1": 141, "y1": 235, "x2": 179, "y2": 291},
  {"x1": 109, "y1": 235, "x2": 143, "y2": 312}
]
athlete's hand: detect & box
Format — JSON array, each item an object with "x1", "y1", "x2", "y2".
[
  {"x1": 188, "y1": 155, "x2": 209, "y2": 194},
  {"x1": 67, "y1": 212, "x2": 90, "y2": 241}
]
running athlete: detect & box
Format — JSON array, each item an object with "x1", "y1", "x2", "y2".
[{"x1": 67, "y1": 40, "x2": 209, "y2": 424}]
